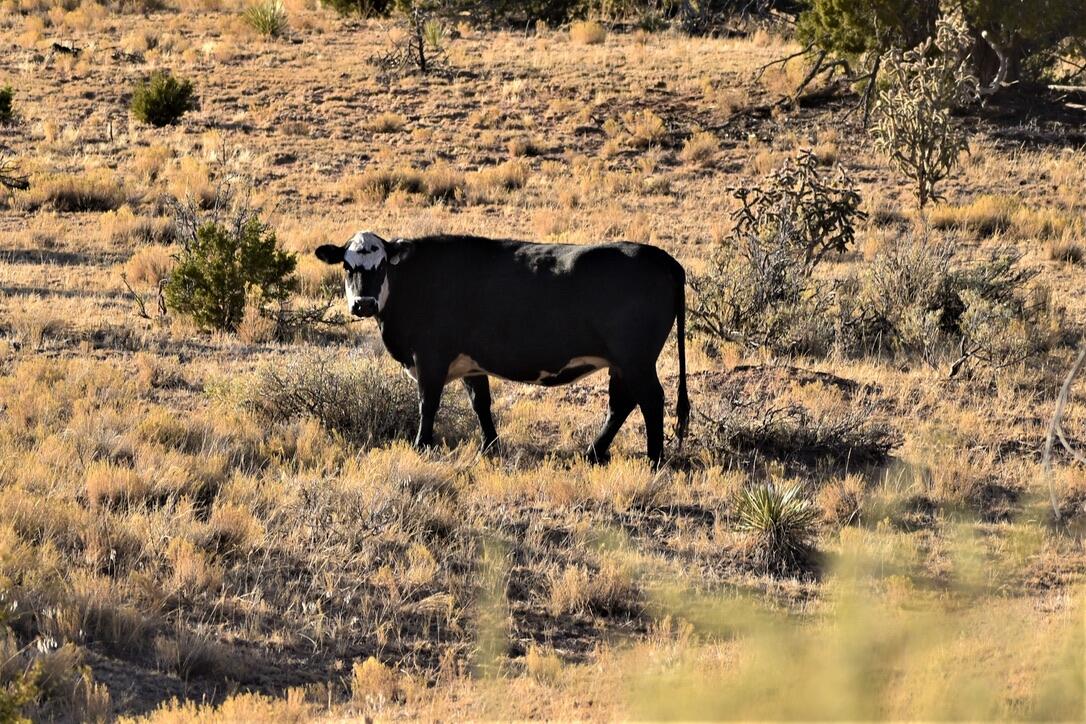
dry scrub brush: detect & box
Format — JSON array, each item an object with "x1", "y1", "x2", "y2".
[
  {"x1": 236, "y1": 352, "x2": 435, "y2": 447},
  {"x1": 691, "y1": 152, "x2": 1063, "y2": 371}
]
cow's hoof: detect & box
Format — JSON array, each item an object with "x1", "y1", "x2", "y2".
[
  {"x1": 481, "y1": 438, "x2": 500, "y2": 455},
  {"x1": 585, "y1": 447, "x2": 610, "y2": 466}
]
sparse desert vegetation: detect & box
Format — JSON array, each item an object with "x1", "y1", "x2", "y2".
[{"x1": 1, "y1": 0, "x2": 1085, "y2": 720}]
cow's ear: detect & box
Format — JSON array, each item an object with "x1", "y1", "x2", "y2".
[
  {"x1": 315, "y1": 244, "x2": 346, "y2": 265},
  {"x1": 387, "y1": 239, "x2": 414, "y2": 266}
]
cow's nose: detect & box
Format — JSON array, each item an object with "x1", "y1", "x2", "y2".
[{"x1": 351, "y1": 297, "x2": 378, "y2": 317}]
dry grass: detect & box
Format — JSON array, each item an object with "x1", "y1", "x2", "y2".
[
  {"x1": 365, "y1": 112, "x2": 407, "y2": 133},
  {"x1": 569, "y1": 20, "x2": 606, "y2": 45},
  {"x1": 18, "y1": 168, "x2": 127, "y2": 212},
  {"x1": 680, "y1": 130, "x2": 719, "y2": 166}
]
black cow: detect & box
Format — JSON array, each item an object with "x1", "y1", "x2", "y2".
[{"x1": 315, "y1": 232, "x2": 689, "y2": 465}]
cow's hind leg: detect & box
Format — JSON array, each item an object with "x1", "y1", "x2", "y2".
[
  {"x1": 462, "y1": 375, "x2": 499, "y2": 452},
  {"x1": 627, "y1": 369, "x2": 665, "y2": 467},
  {"x1": 586, "y1": 370, "x2": 637, "y2": 465}
]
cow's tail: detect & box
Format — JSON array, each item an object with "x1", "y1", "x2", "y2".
[{"x1": 674, "y1": 264, "x2": 690, "y2": 448}]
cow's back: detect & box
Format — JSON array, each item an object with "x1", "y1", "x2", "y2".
[{"x1": 382, "y1": 235, "x2": 682, "y2": 378}]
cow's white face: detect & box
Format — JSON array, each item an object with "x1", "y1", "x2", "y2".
[{"x1": 315, "y1": 230, "x2": 389, "y2": 318}]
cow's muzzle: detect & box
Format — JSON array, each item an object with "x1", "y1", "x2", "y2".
[{"x1": 351, "y1": 297, "x2": 379, "y2": 318}]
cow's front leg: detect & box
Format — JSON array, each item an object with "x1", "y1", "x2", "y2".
[
  {"x1": 462, "y1": 375, "x2": 498, "y2": 452},
  {"x1": 414, "y1": 363, "x2": 446, "y2": 449}
]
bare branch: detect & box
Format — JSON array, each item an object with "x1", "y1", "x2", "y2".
[
  {"x1": 754, "y1": 42, "x2": 815, "y2": 81},
  {"x1": 1043, "y1": 344, "x2": 1086, "y2": 521}
]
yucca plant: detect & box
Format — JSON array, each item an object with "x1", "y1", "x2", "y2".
[
  {"x1": 735, "y1": 482, "x2": 819, "y2": 575},
  {"x1": 244, "y1": 0, "x2": 287, "y2": 38},
  {"x1": 422, "y1": 18, "x2": 445, "y2": 51}
]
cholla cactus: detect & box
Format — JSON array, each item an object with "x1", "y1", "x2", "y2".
[{"x1": 873, "y1": 9, "x2": 979, "y2": 208}]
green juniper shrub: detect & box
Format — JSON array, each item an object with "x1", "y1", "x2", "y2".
[
  {"x1": 323, "y1": 0, "x2": 392, "y2": 16},
  {"x1": 0, "y1": 86, "x2": 13, "y2": 125},
  {"x1": 164, "y1": 218, "x2": 296, "y2": 333},
  {"x1": 798, "y1": 0, "x2": 1086, "y2": 87},
  {"x1": 130, "y1": 71, "x2": 197, "y2": 128}
]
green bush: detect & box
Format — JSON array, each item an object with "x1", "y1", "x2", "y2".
[
  {"x1": 0, "y1": 86, "x2": 13, "y2": 125},
  {"x1": 243, "y1": 0, "x2": 287, "y2": 36},
  {"x1": 798, "y1": 0, "x2": 1086, "y2": 85},
  {"x1": 164, "y1": 218, "x2": 296, "y2": 333},
  {"x1": 322, "y1": 0, "x2": 392, "y2": 16},
  {"x1": 130, "y1": 71, "x2": 197, "y2": 128}
]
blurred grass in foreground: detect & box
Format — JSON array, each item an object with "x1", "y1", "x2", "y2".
[{"x1": 129, "y1": 498, "x2": 1084, "y2": 721}]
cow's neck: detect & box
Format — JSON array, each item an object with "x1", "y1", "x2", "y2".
[{"x1": 375, "y1": 276, "x2": 414, "y2": 371}]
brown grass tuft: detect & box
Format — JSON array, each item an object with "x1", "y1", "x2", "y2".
[
  {"x1": 20, "y1": 168, "x2": 127, "y2": 212},
  {"x1": 680, "y1": 131, "x2": 719, "y2": 166},
  {"x1": 570, "y1": 20, "x2": 606, "y2": 45}
]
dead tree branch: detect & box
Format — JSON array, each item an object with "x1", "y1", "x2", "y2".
[
  {"x1": 0, "y1": 153, "x2": 29, "y2": 196},
  {"x1": 978, "y1": 30, "x2": 1012, "y2": 96},
  {"x1": 754, "y1": 42, "x2": 815, "y2": 81},
  {"x1": 1043, "y1": 344, "x2": 1086, "y2": 521}
]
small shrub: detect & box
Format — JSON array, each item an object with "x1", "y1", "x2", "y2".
[
  {"x1": 21, "y1": 169, "x2": 127, "y2": 212},
  {"x1": 852, "y1": 238, "x2": 1058, "y2": 370},
  {"x1": 154, "y1": 627, "x2": 239, "y2": 680},
  {"x1": 507, "y1": 136, "x2": 541, "y2": 158},
  {"x1": 324, "y1": 0, "x2": 390, "y2": 15},
  {"x1": 243, "y1": 0, "x2": 287, "y2": 37},
  {"x1": 1048, "y1": 236, "x2": 1084, "y2": 265},
  {"x1": 680, "y1": 131, "x2": 719, "y2": 166},
  {"x1": 350, "y1": 165, "x2": 424, "y2": 204},
  {"x1": 422, "y1": 161, "x2": 467, "y2": 201},
  {"x1": 872, "y1": 10, "x2": 977, "y2": 208},
  {"x1": 365, "y1": 112, "x2": 406, "y2": 133},
  {"x1": 525, "y1": 645, "x2": 563, "y2": 684},
  {"x1": 735, "y1": 482, "x2": 819, "y2": 575},
  {"x1": 351, "y1": 657, "x2": 399, "y2": 708},
  {"x1": 570, "y1": 20, "x2": 606, "y2": 45},
  {"x1": 548, "y1": 561, "x2": 639, "y2": 616},
  {"x1": 852, "y1": 237, "x2": 956, "y2": 362},
  {"x1": 103, "y1": 206, "x2": 174, "y2": 245},
  {"x1": 817, "y1": 474, "x2": 867, "y2": 527},
  {"x1": 471, "y1": 159, "x2": 529, "y2": 194},
  {"x1": 243, "y1": 353, "x2": 420, "y2": 447},
  {"x1": 699, "y1": 389, "x2": 899, "y2": 466},
  {"x1": 164, "y1": 218, "x2": 297, "y2": 333},
  {"x1": 84, "y1": 461, "x2": 150, "y2": 508},
  {"x1": 689, "y1": 150, "x2": 865, "y2": 355},
  {"x1": 622, "y1": 109, "x2": 667, "y2": 149},
  {"x1": 0, "y1": 86, "x2": 13, "y2": 125},
  {"x1": 124, "y1": 245, "x2": 175, "y2": 287},
  {"x1": 929, "y1": 194, "x2": 1017, "y2": 236},
  {"x1": 372, "y1": 7, "x2": 451, "y2": 80},
  {"x1": 130, "y1": 71, "x2": 197, "y2": 128}
]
